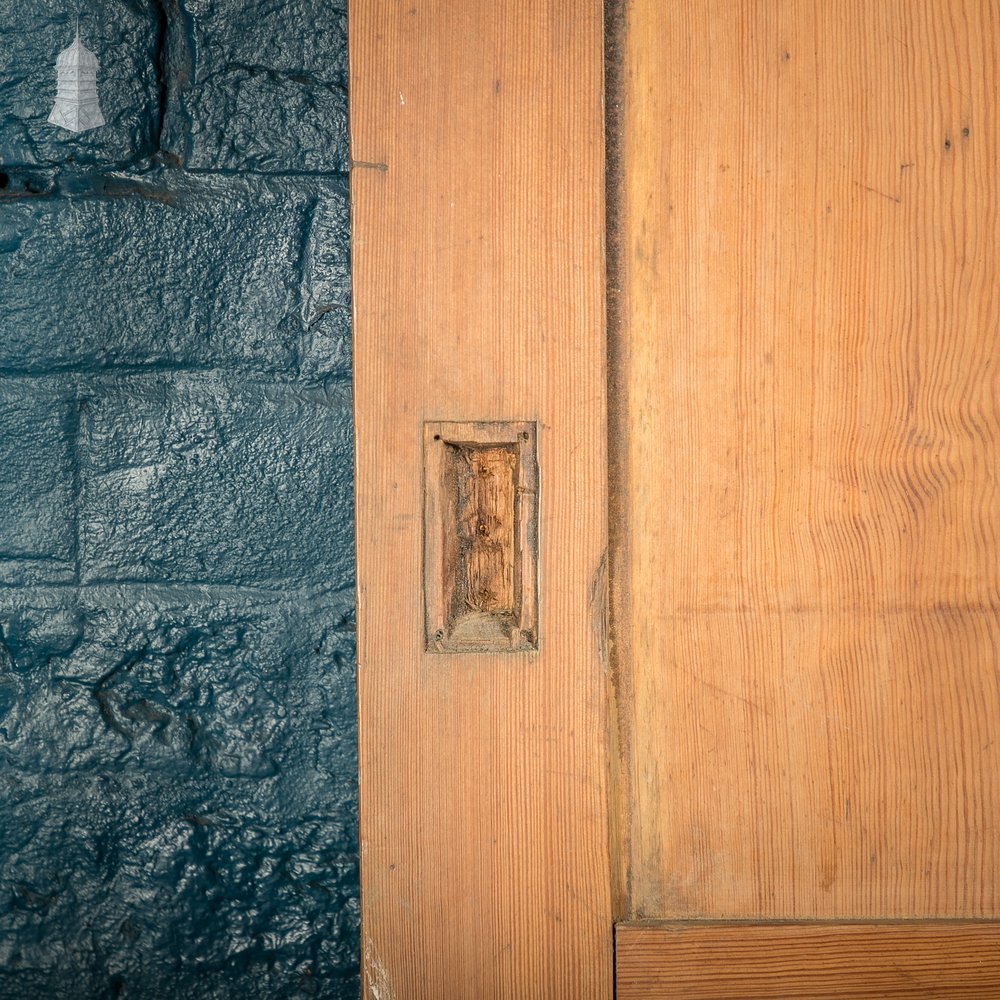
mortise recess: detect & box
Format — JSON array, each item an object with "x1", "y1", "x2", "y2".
[{"x1": 424, "y1": 421, "x2": 538, "y2": 653}]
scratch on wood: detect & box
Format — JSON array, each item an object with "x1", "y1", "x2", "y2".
[
  {"x1": 363, "y1": 934, "x2": 394, "y2": 1000},
  {"x1": 589, "y1": 549, "x2": 609, "y2": 674},
  {"x1": 855, "y1": 180, "x2": 901, "y2": 204},
  {"x1": 678, "y1": 664, "x2": 772, "y2": 718}
]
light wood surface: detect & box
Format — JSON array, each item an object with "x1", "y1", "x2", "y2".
[
  {"x1": 611, "y1": 0, "x2": 1000, "y2": 920},
  {"x1": 616, "y1": 922, "x2": 1000, "y2": 999},
  {"x1": 350, "y1": 1, "x2": 611, "y2": 996}
]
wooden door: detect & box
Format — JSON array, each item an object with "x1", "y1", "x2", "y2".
[
  {"x1": 351, "y1": 0, "x2": 1000, "y2": 996},
  {"x1": 610, "y1": 1, "x2": 1000, "y2": 995}
]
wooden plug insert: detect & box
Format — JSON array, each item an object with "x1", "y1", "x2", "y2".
[{"x1": 424, "y1": 421, "x2": 538, "y2": 653}]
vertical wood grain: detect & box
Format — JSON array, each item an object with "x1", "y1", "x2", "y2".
[
  {"x1": 612, "y1": 0, "x2": 1000, "y2": 920},
  {"x1": 458, "y1": 446, "x2": 516, "y2": 614},
  {"x1": 350, "y1": 1, "x2": 611, "y2": 996}
]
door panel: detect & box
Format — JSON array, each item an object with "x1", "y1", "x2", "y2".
[{"x1": 611, "y1": 0, "x2": 1000, "y2": 924}]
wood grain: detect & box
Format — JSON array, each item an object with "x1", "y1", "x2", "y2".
[
  {"x1": 611, "y1": 0, "x2": 1000, "y2": 920},
  {"x1": 616, "y1": 922, "x2": 1000, "y2": 999},
  {"x1": 457, "y1": 446, "x2": 516, "y2": 614},
  {"x1": 350, "y1": 1, "x2": 611, "y2": 996}
]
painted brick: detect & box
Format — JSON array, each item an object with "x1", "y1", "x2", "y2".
[
  {"x1": 0, "y1": 381, "x2": 76, "y2": 585},
  {"x1": 79, "y1": 376, "x2": 354, "y2": 588},
  {"x1": 0, "y1": 590, "x2": 359, "y2": 998},
  {"x1": 0, "y1": 176, "x2": 351, "y2": 374},
  {"x1": 300, "y1": 194, "x2": 352, "y2": 379},
  {"x1": 0, "y1": 0, "x2": 358, "y2": 992},
  {"x1": 177, "y1": 0, "x2": 349, "y2": 174}
]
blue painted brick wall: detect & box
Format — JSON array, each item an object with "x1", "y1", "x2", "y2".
[{"x1": 0, "y1": 2, "x2": 359, "y2": 996}]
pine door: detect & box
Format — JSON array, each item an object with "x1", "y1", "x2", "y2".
[{"x1": 350, "y1": 1, "x2": 1000, "y2": 996}]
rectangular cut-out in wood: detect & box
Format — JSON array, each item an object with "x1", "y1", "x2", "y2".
[{"x1": 424, "y1": 421, "x2": 538, "y2": 653}]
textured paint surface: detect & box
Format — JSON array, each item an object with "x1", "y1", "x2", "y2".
[{"x1": 0, "y1": 1, "x2": 358, "y2": 997}]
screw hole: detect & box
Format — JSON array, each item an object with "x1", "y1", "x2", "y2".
[{"x1": 433, "y1": 434, "x2": 441, "y2": 441}]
